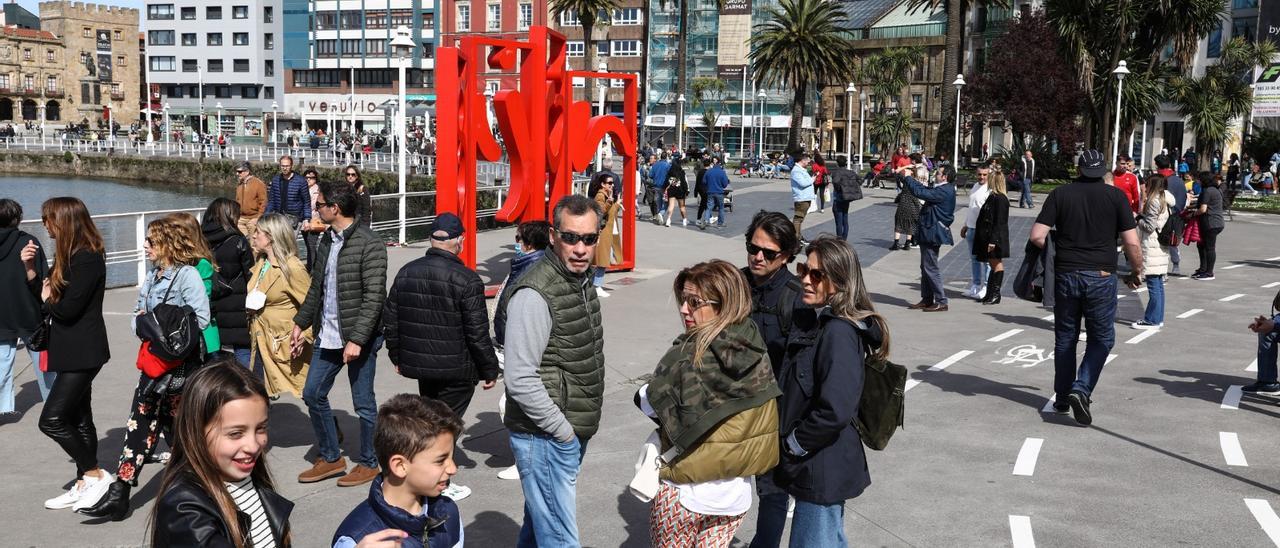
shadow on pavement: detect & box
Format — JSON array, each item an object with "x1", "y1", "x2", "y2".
[
  {"x1": 615, "y1": 491, "x2": 651, "y2": 548},
  {"x1": 1091, "y1": 425, "x2": 1280, "y2": 497},
  {"x1": 461, "y1": 411, "x2": 515, "y2": 469},
  {"x1": 909, "y1": 366, "x2": 1060, "y2": 421},
  {"x1": 465, "y1": 509, "x2": 521, "y2": 544},
  {"x1": 1133, "y1": 369, "x2": 1280, "y2": 419},
  {"x1": 984, "y1": 312, "x2": 1053, "y2": 330}
]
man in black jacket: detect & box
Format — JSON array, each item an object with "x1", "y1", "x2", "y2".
[{"x1": 827, "y1": 156, "x2": 862, "y2": 241}]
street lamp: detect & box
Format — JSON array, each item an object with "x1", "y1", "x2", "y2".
[
  {"x1": 858, "y1": 91, "x2": 866, "y2": 170},
  {"x1": 163, "y1": 102, "x2": 170, "y2": 148},
  {"x1": 757, "y1": 89, "x2": 767, "y2": 159},
  {"x1": 1111, "y1": 60, "x2": 1129, "y2": 169},
  {"x1": 390, "y1": 24, "x2": 415, "y2": 244},
  {"x1": 845, "y1": 83, "x2": 855, "y2": 161},
  {"x1": 953, "y1": 74, "x2": 965, "y2": 170},
  {"x1": 596, "y1": 60, "x2": 607, "y2": 170},
  {"x1": 271, "y1": 101, "x2": 279, "y2": 148},
  {"x1": 215, "y1": 101, "x2": 223, "y2": 139},
  {"x1": 676, "y1": 93, "x2": 686, "y2": 153}
]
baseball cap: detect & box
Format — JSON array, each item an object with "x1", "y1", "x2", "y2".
[
  {"x1": 234, "y1": 161, "x2": 252, "y2": 173},
  {"x1": 430, "y1": 212, "x2": 465, "y2": 240},
  {"x1": 1077, "y1": 149, "x2": 1106, "y2": 178}
]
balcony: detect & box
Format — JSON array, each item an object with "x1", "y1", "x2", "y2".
[
  {"x1": 111, "y1": 92, "x2": 126, "y2": 101},
  {"x1": 45, "y1": 89, "x2": 64, "y2": 98}
]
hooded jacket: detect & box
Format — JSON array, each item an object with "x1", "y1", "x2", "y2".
[
  {"x1": 0, "y1": 227, "x2": 45, "y2": 340},
  {"x1": 202, "y1": 222, "x2": 255, "y2": 348}
]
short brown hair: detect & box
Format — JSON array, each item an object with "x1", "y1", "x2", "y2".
[{"x1": 374, "y1": 394, "x2": 463, "y2": 473}]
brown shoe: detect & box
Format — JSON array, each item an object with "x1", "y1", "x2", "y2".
[
  {"x1": 907, "y1": 300, "x2": 933, "y2": 310},
  {"x1": 336, "y1": 464, "x2": 380, "y2": 487},
  {"x1": 923, "y1": 304, "x2": 949, "y2": 312},
  {"x1": 298, "y1": 457, "x2": 348, "y2": 483}
]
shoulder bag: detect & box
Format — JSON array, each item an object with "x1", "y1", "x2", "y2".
[{"x1": 135, "y1": 268, "x2": 204, "y2": 363}]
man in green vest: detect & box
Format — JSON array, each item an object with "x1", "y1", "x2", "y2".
[{"x1": 502, "y1": 194, "x2": 607, "y2": 547}]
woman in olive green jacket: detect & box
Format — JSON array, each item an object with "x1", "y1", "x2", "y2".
[{"x1": 636, "y1": 259, "x2": 781, "y2": 548}]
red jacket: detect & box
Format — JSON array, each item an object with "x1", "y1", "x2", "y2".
[{"x1": 1114, "y1": 171, "x2": 1141, "y2": 213}]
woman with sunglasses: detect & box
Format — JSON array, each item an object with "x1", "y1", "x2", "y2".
[
  {"x1": 344, "y1": 165, "x2": 372, "y2": 228},
  {"x1": 301, "y1": 168, "x2": 328, "y2": 272},
  {"x1": 588, "y1": 173, "x2": 623, "y2": 298},
  {"x1": 637, "y1": 260, "x2": 780, "y2": 547},
  {"x1": 750, "y1": 236, "x2": 889, "y2": 548}
]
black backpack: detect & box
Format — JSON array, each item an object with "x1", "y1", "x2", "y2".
[
  {"x1": 136, "y1": 268, "x2": 204, "y2": 362},
  {"x1": 850, "y1": 321, "x2": 906, "y2": 451},
  {"x1": 754, "y1": 277, "x2": 804, "y2": 339},
  {"x1": 1158, "y1": 205, "x2": 1183, "y2": 246}
]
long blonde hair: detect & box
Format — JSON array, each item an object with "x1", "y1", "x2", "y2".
[
  {"x1": 806, "y1": 236, "x2": 891, "y2": 361},
  {"x1": 148, "y1": 214, "x2": 214, "y2": 271},
  {"x1": 254, "y1": 213, "x2": 300, "y2": 281},
  {"x1": 988, "y1": 169, "x2": 1008, "y2": 195},
  {"x1": 672, "y1": 260, "x2": 753, "y2": 366}
]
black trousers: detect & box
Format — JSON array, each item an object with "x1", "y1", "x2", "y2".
[
  {"x1": 696, "y1": 190, "x2": 709, "y2": 220},
  {"x1": 1197, "y1": 225, "x2": 1223, "y2": 274},
  {"x1": 417, "y1": 378, "x2": 478, "y2": 419},
  {"x1": 303, "y1": 231, "x2": 320, "y2": 272},
  {"x1": 39, "y1": 367, "x2": 102, "y2": 477}
]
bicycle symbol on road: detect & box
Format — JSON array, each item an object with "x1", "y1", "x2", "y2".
[{"x1": 995, "y1": 344, "x2": 1053, "y2": 368}]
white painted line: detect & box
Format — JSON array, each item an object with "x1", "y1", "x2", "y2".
[
  {"x1": 988, "y1": 329, "x2": 1024, "y2": 343},
  {"x1": 1117, "y1": 294, "x2": 1128, "y2": 299},
  {"x1": 1012, "y1": 438, "x2": 1044, "y2": 476},
  {"x1": 1222, "y1": 264, "x2": 1247, "y2": 270},
  {"x1": 929, "y1": 350, "x2": 974, "y2": 372},
  {"x1": 1220, "y1": 293, "x2": 1246, "y2": 302},
  {"x1": 1041, "y1": 395, "x2": 1058, "y2": 413},
  {"x1": 1176, "y1": 308, "x2": 1204, "y2": 319},
  {"x1": 1105, "y1": 354, "x2": 1118, "y2": 365},
  {"x1": 1009, "y1": 515, "x2": 1036, "y2": 548},
  {"x1": 1040, "y1": 313, "x2": 1055, "y2": 321},
  {"x1": 1247, "y1": 359, "x2": 1258, "y2": 372},
  {"x1": 1268, "y1": 256, "x2": 1280, "y2": 261},
  {"x1": 1264, "y1": 282, "x2": 1280, "y2": 289},
  {"x1": 1220, "y1": 432, "x2": 1248, "y2": 466},
  {"x1": 1222, "y1": 385, "x2": 1243, "y2": 410},
  {"x1": 1134, "y1": 286, "x2": 1148, "y2": 293},
  {"x1": 1245, "y1": 498, "x2": 1280, "y2": 546},
  {"x1": 904, "y1": 378, "x2": 922, "y2": 392},
  {"x1": 1125, "y1": 328, "x2": 1159, "y2": 345}
]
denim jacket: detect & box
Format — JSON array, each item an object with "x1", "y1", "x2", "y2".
[{"x1": 132, "y1": 264, "x2": 211, "y2": 337}]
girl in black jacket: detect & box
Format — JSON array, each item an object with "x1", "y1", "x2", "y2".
[
  {"x1": 202, "y1": 199, "x2": 256, "y2": 367},
  {"x1": 975, "y1": 170, "x2": 1011, "y2": 305},
  {"x1": 750, "y1": 236, "x2": 890, "y2": 548}
]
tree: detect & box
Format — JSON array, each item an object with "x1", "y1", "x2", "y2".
[
  {"x1": 966, "y1": 11, "x2": 1086, "y2": 152},
  {"x1": 548, "y1": 0, "x2": 619, "y2": 77},
  {"x1": 1171, "y1": 37, "x2": 1277, "y2": 167},
  {"x1": 692, "y1": 77, "x2": 727, "y2": 145},
  {"x1": 749, "y1": 0, "x2": 857, "y2": 154},
  {"x1": 857, "y1": 46, "x2": 924, "y2": 153}
]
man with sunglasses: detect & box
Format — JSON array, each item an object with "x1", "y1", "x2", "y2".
[
  {"x1": 502, "y1": 194, "x2": 606, "y2": 547},
  {"x1": 741, "y1": 211, "x2": 811, "y2": 371},
  {"x1": 265, "y1": 154, "x2": 311, "y2": 229},
  {"x1": 233, "y1": 161, "x2": 266, "y2": 237}
]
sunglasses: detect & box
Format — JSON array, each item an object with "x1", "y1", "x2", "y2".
[
  {"x1": 345, "y1": 172, "x2": 358, "y2": 177},
  {"x1": 680, "y1": 294, "x2": 718, "y2": 311},
  {"x1": 746, "y1": 242, "x2": 783, "y2": 262},
  {"x1": 557, "y1": 230, "x2": 599, "y2": 246},
  {"x1": 796, "y1": 263, "x2": 827, "y2": 285}
]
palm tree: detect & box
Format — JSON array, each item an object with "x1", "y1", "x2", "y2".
[
  {"x1": 858, "y1": 47, "x2": 924, "y2": 152},
  {"x1": 549, "y1": 0, "x2": 619, "y2": 76},
  {"x1": 749, "y1": 0, "x2": 857, "y2": 154},
  {"x1": 1171, "y1": 37, "x2": 1277, "y2": 168}
]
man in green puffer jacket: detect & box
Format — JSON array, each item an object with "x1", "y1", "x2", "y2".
[{"x1": 292, "y1": 180, "x2": 388, "y2": 488}]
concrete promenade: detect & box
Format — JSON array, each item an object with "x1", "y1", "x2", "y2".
[{"x1": 3, "y1": 175, "x2": 1280, "y2": 546}]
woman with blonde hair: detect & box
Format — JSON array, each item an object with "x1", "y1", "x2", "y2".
[
  {"x1": 751, "y1": 235, "x2": 890, "y2": 548},
  {"x1": 1134, "y1": 174, "x2": 1173, "y2": 328},
  {"x1": 79, "y1": 214, "x2": 213, "y2": 521},
  {"x1": 246, "y1": 213, "x2": 312, "y2": 398},
  {"x1": 638, "y1": 259, "x2": 780, "y2": 547},
  {"x1": 975, "y1": 168, "x2": 1011, "y2": 304}
]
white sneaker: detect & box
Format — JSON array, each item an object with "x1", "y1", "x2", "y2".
[
  {"x1": 682, "y1": 218, "x2": 688, "y2": 227},
  {"x1": 962, "y1": 285, "x2": 976, "y2": 299},
  {"x1": 497, "y1": 465, "x2": 520, "y2": 480},
  {"x1": 656, "y1": 212, "x2": 665, "y2": 225},
  {"x1": 595, "y1": 286, "x2": 609, "y2": 298},
  {"x1": 976, "y1": 285, "x2": 987, "y2": 300},
  {"x1": 664, "y1": 217, "x2": 671, "y2": 227},
  {"x1": 72, "y1": 471, "x2": 115, "y2": 511},
  {"x1": 441, "y1": 483, "x2": 472, "y2": 501},
  {"x1": 710, "y1": 216, "x2": 719, "y2": 224},
  {"x1": 45, "y1": 481, "x2": 89, "y2": 510}
]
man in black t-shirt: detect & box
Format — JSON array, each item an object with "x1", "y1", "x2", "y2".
[{"x1": 1029, "y1": 149, "x2": 1144, "y2": 427}]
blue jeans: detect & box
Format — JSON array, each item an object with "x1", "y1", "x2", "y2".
[
  {"x1": 750, "y1": 491, "x2": 848, "y2": 548},
  {"x1": 1257, "y1": 317, "x2": 1279, "y2": 383},
  {"x1": 966, "y1": 229, "x2": 992, "y2": 288},
  {"x1": 1167, "y1": 246, "x2": 1181, "y2": 273},
  {"x1": 919, "y1": 243, "x2": 946, "y2": 305},
  {"x1": 303, "y1": 336, "x2": 382, "y2": 468},
  {"x1": 656, "y1": 186, "x2": 669, "y2": 215},
  {"x1": 510, "y1": 431, "x2": 588, "y2": 548},
  {"x1": 702, "y1": 193, "x2": 725, "y2": 226},
  {"x1": 833, "y1": 199, "x2": 850, "y2": 240},
  {"x1": 1142, "y1": 275, "x2": 1165, "y2": 324},
  {"x1": 1019, "y1": 178, "x2": 1034, "y2": 207},
  {"x1": 0, "y1": 338, "x2": 53, "y2": 413},
  {"x1": 592, "y1": 267, "x2": 605, "y2": 288},
  {"x1": 1053, "y1": 271, "x2": 1118, "y2": 399}
]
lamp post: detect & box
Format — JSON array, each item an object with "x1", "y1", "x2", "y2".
[
  {"x1": 215, "y1": 101, "x2": 223, "y2": 139},
  {"x1": 676, "y1": 94, "x2": 686, "y2": 153},
  {"x1": 953, "y1": 74, "x2": 965, "y2": 169},
  {"x1": 1111, "y1": 60, "x2": 1129, "y2": 169},
  {"x1": 596, "y1": 60, "x2": 607, "y2": 170},
  {"x1": 271, "y1": 101, "x2": 279, "y2": 148},
  {"x1": 107, "y1": 100, "x2": 113, "y2": 147},
  {"x1": 757, "y1": 89, "x2": 767, "y2": 159},
  {"x1": 197, "y1": 66, "x2": 204, "y2": 135},
  {"x1": 858, "y1": 91, "x2": 866, "y2": 170},
  {"x1": 163, "y1": 102, "x2": 170, "y2": 148},
  {"x1": 845, "y1": 83, "x2": 855, "y2": 160},
  {"x1": 144, "y1": 59, "x2": 153, "y2": 144},
  {"x1": 391, "y1": 25, "x2": 415, "y2": 244}
]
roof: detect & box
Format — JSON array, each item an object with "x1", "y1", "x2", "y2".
[
  {"x1": 838, "y1": 0, "x2": 898, "y2": 30},
  {"x1": 872, "y1": 1, "x2": 945, "y2": 28},
  {"x1": 0, "y1": 26, "x2": 58, "y2": 42}
]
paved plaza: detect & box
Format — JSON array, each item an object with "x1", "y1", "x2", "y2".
[{"x1": 3, "y1": 176, "x2": 1280, "y2": 547}]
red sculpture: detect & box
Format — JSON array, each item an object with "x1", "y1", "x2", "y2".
[{"x1": 435, "y1": 26, "x2": 638, "y2": 270}]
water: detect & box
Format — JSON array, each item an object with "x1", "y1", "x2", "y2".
[{"x1": 2, "y1": 175, "x2": 228, "y2": 288}]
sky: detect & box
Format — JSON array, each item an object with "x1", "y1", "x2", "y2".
[{"x1": 16, "y1": 0, "x2": 148, "y2": 28}]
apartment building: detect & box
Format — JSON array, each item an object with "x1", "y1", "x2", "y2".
[
  {"x1": 550, "y1": 3, "x2": 644, "y2": 116},
  {"x1": 438, "y1": 0, "x2": 547, "y2": 90},
  {"x1": 0, "y1": 26, "x2": 66, "y2": 124}
]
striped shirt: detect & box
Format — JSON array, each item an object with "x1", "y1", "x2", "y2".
[{"x1": 226, "y1": 478, "x2": 276, "y2": 548}]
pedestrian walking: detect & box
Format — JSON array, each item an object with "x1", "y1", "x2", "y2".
[
  {"x1": 0, "y1": 199, "x2": 52, "y2": 416},
  {"x1": 789, "y1": 154, "x2": 815, "y2": 243},
  {"x1": 650, "y1": 153, "x2": 672, "y2": 224},
  {"x1": 975, "y1": 169, "x2": 1010, "y2": 305},
  {"x1": 827, "y1": 155, "x2": 862, "y2": 241},
  {"x1": 749, "y1": 236, "x2": 888, "y2": 548},
  {"x1": 1019, "y1": 150, "x2": 1036, "y2": 208},
  {"x1": 233, "y1": 161, "x2": 267, "y2": 237},
  {"x1": 1155, "y1": 155, "x2": 1187, "y2": 275},
  {"x1": 1133, "y1": 175, "x2": 1174, "y2": 329},
  {"x1": 960, "y1": 166, "x2": 992, "y2": 299},
  {"x1": 812, "y1": 152, "x2": 829, "y2": 214},
  {"x1": 1113, "y1": 155, "x2": 1143, "y2": 215},
  {"x1": 902, "y1": 164, "x2": 956, "y2": 312},
  {"x1": 590, "y1": 173, "x2": 623, "y2": 297},
  {"x1": 301, "y1": 168, "x2": 327, "y2": 272},
  {"x1": 343, "y1": 165, "x2": 372, "y2": 229},
  {"x1": 1029, "y1": 149, "x2": 1143, "y2": 426},
  {"x1": 79, "y1": 214, "x2": 214, "y2": 521},
  {"x1": 201, "y1": 199, "x2": 256, "y2": 367},
  {"x1": 640, "y1": 260, "x2": 781, "y2": 548},
  {"x1": 31, "y1": 197, "x2": 113, "y2": 512},
  {"x1": 291, "y1": 180, "x2": 388, "y2": 488},
  {"x1": 382, "y1": 212, "x2": 500, "y2": 501},
  {"x1": 664, "y1": 159, "x2": 691, "y2": 227},
  {"x1": 248, "y1": 213, "x2": 313, "y2": 398},
  {"x1": 166, "y1": 213, "x2": 222, "y2": 358},
  {"x1": 1190, "y1": 172, "x2": 1225, "y2": 280},
  {"x1": 265, "y1": 155, "x2": 311, "y2": 229},
  {"x1": 699, "y1": 159, "x2": 730, "y2": 231},
  {"x1": 694, "y1": 159, "x2": 710, "y2": 222},
  {"x1": 504, "y1": 195, "x2": 606, "y2": 547}
]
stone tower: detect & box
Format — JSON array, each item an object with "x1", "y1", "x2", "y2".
[{"x1": 39, "y1": 1, "x2": 140, "y2": 127}]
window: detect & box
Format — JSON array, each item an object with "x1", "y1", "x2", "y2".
[
  {"x1": 316, "y1": 40, "x2": 337, "y2": 57},
  {"x1": 611, "y1": 40, "x2": 641, "y2": 57},
  {"x1": 611, "y1": 74, "x2": 629, "y2": 88},
  {"x1": 340, "y1": 39, "x2": 362, "y2": 55},
  {"x1": 487, "y1": 3, "x2": 502, "y2": 31},
  {"x1": 390, "y1": 9, "x2": 414, "y2": 27},
  {"x1": 1208, "y1": 24, "x2": 1223, "y2": 58},
  {"x1": 264, "y1": 6, "x2": 273, "y2": 23},
  {"x1": 165, "y1": 85, "x2": 182, "y2": 98},
  {"x1": 613, "y1": 8, "x2": 640, "y2": 25},
  {"x1": 340, "y1": 10, "x2": 364, "y2": 29},
  {"x1": 149, "y1": 30, "x2": 174, "y2": 46},
  {"x1": 182, "y1": 59, "x2": 198, "y2": 72},
  {"x1": 207, "y1": 7, "x2": 222, "y2": 19},
  {"x1": 46, "y1": 75, "x2": 57, "y2": 91},
  {"x1": 147, "y1": 4, "x2": 174, "y2": 20},
  {"x1": 596, "y1": 41, "x2": 609, "y2": 58},
  {"x1": 264, "y1": 34, "x2": 274, "y2": 49},
  {"x1": 208, "y1": 59, "x2": 223, "y2": 72},
  {"x1": 181, "y1": 33, "x2": 196, "y2": 46},
  {"x1": 365, "y1": 39, "x2": 385, "y2": 55},
  {"x1": 316, "y1": 12, "x2": 336, "y2": 30},
  {"x1": 233, "y1": 33, "x2": 249, "y2": 46},
  {"x1": 423, "y1": 42, "x2": 435, "y2": 58},
  {"x1": 572, "y1": 76, "x2": 585, "y2": 88},
  {"x1": 180, "y1": 6, "x2": 195, "y2": 19},
  {"x1": 424, "y1": 12, "x2": 435, "y2": 29},
  {"x1": 233, "y1": 59, "x2": 249, "y2": 72},
  {"x1": 214, "y1": 85, "x2": 231, "y2": 98},
  {"x1": 207, "y1": 33, "x2": 223, "y2": 46},
  {"x1": 21, "y1": 49, "x2": 29, "y2": 61},
  {"x1": 567, "y1": 41, "x2": 584, "y2": 57},
  {"x1": 367, "y1": 12, "x2": 388, "y2": 29},
  {"x1": 150, "y1": 56, "x2": 175, "y2": 71},
  {"x1": 46, "y1": 50, "x2": 54, "y2": 62},
  {"x1": 1234, "y1": 17, "x2": 1257, "y2": 43},
  {"x1": 264, "y1": 86, "x2": 274, "y2": 99},
  {"x1": 82, "y1": 27, "x2": 91, "y2": 38},
  {"x1": 0, "y1": 75, "x2": 8, "y2": 89},
  {"x1": 293, "y1": 69, "x2": 341, "y2": 87},
  {"x1": 117, "y1": 55, "x2": 126, "y2": 66},
  {"x1": 456, "y1": 5, "x2": 470, "y2": 31},
  {"x1": 232, "y1": 5, "x2": 248, "y2": 19},
  {"x1": 354, "y1": 69, "x2": 394, "y2": 87},
  {"x1": 911, "y1": 94, "x2": 922, "y2": 116},
  {"x1": 561, "y1": 9, "x2": 580, "y2": 26},
  {"x1": 519, "y1": 3, "x2": 533, "y2": 29},
  {"x1": 114, "y1": 30, "x2": 122, "y2": 40},
  {"x1": 264, "y1": 60, "x2": 274, "y2": 77},
  {"x1": 109, "y1": 82, "x2": 120, "y2": 95},
  {"x1": 241, "y1": 85, "x2": 258, "y2": 98}
]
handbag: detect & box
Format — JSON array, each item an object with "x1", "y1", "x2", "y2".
[
  {"x1": 135, "y1": 268, "x2": 203, "y2": 362},
  {"x1": 27, "y1": 310, "x2": 51, "y2": 352},
  {"x1": 136, "y1": 340, "x2": 183, "y2": 379},
  {"x1": 628, "y1": 430, "x2": 682, "y2": 503}
]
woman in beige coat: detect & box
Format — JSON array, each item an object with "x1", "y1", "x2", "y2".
[
  {"x1": 590, "y1": 173, "x2": 623, "y2": 298},
  {"x1": 247, "y1": 213, "x2": 313, "y2": 397},
  {"x1": 1134, "y1": 175, "x2": 1174, "y2": 330}
]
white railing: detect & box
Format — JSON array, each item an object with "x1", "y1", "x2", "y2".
[{"x1": 19, "y1": 207, "x2": 205, "y2": 288}]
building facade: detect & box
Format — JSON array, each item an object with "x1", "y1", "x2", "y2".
[
  {"x1": 437, "y1": 0, "x2": 548, "y2": 92},
  {"x1": 550, "y1": 4, "x2": 645, "y2": 117},
  {"x1": 40, "y1": 1, "x2": 140, "y2": 128},
  {"x1": 0, "y1": 26, "x2": 66, "y2": 125},
  {"x1": 282, "y1": 0, "x2": 437, "y2": 134}
]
